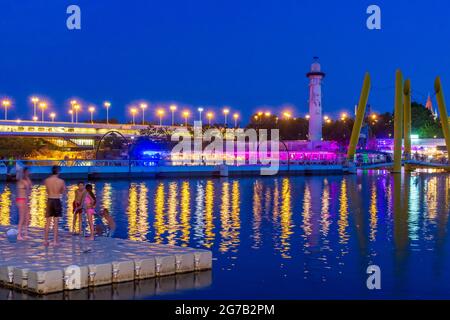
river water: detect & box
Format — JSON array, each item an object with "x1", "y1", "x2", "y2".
[{"x1": 1, "y1": 170, "x2": 450, "y2": 299}]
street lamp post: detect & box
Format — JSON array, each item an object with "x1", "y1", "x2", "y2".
[
  {"x1": 170, "y1": 105, "x2": 177, "y2": 126},
  {"x1": 183, "y1": 111, "x2": 190, "y2": 126},
  {"x1": 197, "y1": 107, "x2": 204, "y2": 122},
  {"x1": 223, "y1": 108, "x2": 230, "y2": 127},
  {"x1": 50, "y1": 112, "x2": 56, "y2": 122},
  {"x1": 39, "y1": 102, "x2": 47, "y2": 122},
  {"x1": 206, "y1": 112, "x2": 213, "y2": 126},
  {"x1": 88, "y1": 106, "x2": 95, "y2": 124},
  {"x1": 140, "y1": 103, "x2": 148, "y2": 125},
  {"x1": 73, "y1": 104, "x2": 80, "y2": 123},
  {"x1": 233, "y1": 113, "x2": 239, "y2": 128},
  {"x1": 130, "y1": 107, "x2": 137, "y2": 125},
  {"x1": 31, "y1": 97, "x2": 39, "y2": 119},
  {"x1": 69, "y1": 110, "x2": 74, "y2": 123},
  {"x1": 2, "y1": 100, "x2": 11, "y2": 120},
  {"x1": 157, "y1": 109, "x2": 165, "y2": 126},
  {"x1": 104, "y1": 101, "x2": 111, "y2": 124}
]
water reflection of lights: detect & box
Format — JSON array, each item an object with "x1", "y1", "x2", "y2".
[
  {"x1": 252, "y1": 180, "x2": 262, "y2": 249},
  {"x1": 153, "y1": 182, "x2": 165, "y2": 244},
  {"x1": 180, "y1": 181, "x2": 191, "y2": 246},
  {"x1": 29, "y1": 185, "x2": 46, "y2": 228},
  {"x1": 137, "y1": 183, "x2": 149, "y2": 241},
  {"x1": 167, "y1": 182, "x2": 179, "y2": 245},
  {"x1": 369, "y1": 181, "x2": 378, "y2": 242},
  {"x1": 204, "y1": 180, "x2": 215, "y2": 248},
  {"x1": 66, "y1": 184, "x2": 77, "y2": 232},
  {"x1": 301, "y1": 185, "x2": 312, "y2": 240},
  {"x1": 219, "y1": 181, "x2": 231, "y2": 253},
  {"x1": 338, "y1": 179, "x2": 349, "y2": 245},
  {"x1": 102, "y1": 183, "x2": 113, "y2": 213},
  {"x1": 320, "y1": 179, "x2": 331, "y2": 238},
  {"x1": 0, "y1": 185, "x2": 11, "y2": 226},
  {"x1": 426, "y1": 177, "x2": 438, "y2": 220},
  {"x1": 279, "y1": 178, "x2": 293, "y2": 259},
  {"x1": 408, "y1": 175, "x2": 420, "y2": 241},
  {"x1": 127, "y1": 183, "x2": 139, "y2": 241}
]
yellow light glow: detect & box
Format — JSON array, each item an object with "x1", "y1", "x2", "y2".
[
  {"x1": 283, "y1": 112, "x2": 292, "y2": 119},
  {"x1": 170, "y1": 104, "x2": 177, "y2": 111},
  {"x1": 206, "y1": 112, "x2": 213, "y2": 119},
  {"x1": 104, "y1": 101, "x2": 111, "y2": 107},
  {"x1": 88, "y1": 106, "x2": 95, "y2": 112},
  {"x1": 39, "y1": 102, "x2": 47, "y2": 109},
  {"x1": 157, "y1": 109, "x2": 165, "y2": 116},
  {"x1": 233, "y1": 113, "x2": 239, "y2": 119},
  {"x1": 130, "y1": 107, "x2": 137, "y2": 115},
  {"x1": 264, "y1": 112, "x2": 271, "y2": 117},
  {"x1": 183, "y1": 110, "x2": 190, "y2": 117},
  {"x1": 2, "y1": 100, "x2": 11, "y2": 107},
  {"x1": 31, "y1": 97, "x2": 39, "y2": 103},
  {"x1": 223, "y1": 108, "x2": 230, "y2": 115},
  {"x1": 140, "y1": 103, "x2": 148, "y2": 110}
]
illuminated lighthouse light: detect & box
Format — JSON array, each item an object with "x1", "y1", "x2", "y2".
[{"x1": 306, "y1": 57, "x2": 326, "y2": 142}]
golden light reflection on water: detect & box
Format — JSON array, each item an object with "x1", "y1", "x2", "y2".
[
  {"x1": 29, "y1": 185, "x2": 46, "y2": 228},
  {"x1": 153, "y1": 182, "x2": 165, "y2": 244},
  {"x1": 426, "y1": 177, "x2": 438, "y2": 220},
  {"x1": 137, "y1": 183, "x2": 149, "y2": 241},
  {"x1": 127, "y1": 183, "x2": 139, "y2": 241},
  {"x1": 180, "y1": 181, "x2": 191, "y2": 246},
  {"x1": 320, "y1": 179, "x2": 331, "y2": 238},
  {"x1": 219, "y1": 181, "x2": 231, "y2": 253},
  {"x1": 338, "y1": 179, "x2": 349, "y2": 245},
  {"x1": 0, "y1": 185, "x2": 11, "y2": 226},
  {"x1": 369, "y1": 181, "x2": 378, "y2": 242},
  {"x1": 279, "y1": 178, "x2": 293, "y2": 258},
  {"x1": 252, "y1": 180, "x2": 262, "y2": 249},
  {"x1": 204, "y1": 180, "x2": 215, "y2": 248},
  {"x1": 167, "y1": 182, "x2": 179, "y2": 245},
  {"x1": 66, "y1": 184, "x2": 76, "y2": 232},
  {"x1": 301, "y1": 184, "x2": 312, "y2": 241},
  {"x1": 102, "y1": 183, "x2": 112, "y2": 213}
]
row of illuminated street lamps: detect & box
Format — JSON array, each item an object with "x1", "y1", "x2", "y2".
[
  {"x1": 1, "y1": 97, "x2": 242, "y2": 127},
  {"x1": 254, "y1": 110, "x2": 378, "y2": 123},
  {"x1": 1, "y1": 97, "x2": 378, "y2": 126}
]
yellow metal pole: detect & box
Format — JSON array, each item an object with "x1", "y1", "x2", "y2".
[
  {"x1": 347, "y1": 72, "x2": 371, "y2": 162},
  {"x1": 403, "y1": 79, "x2": 413, "y2": 172},
  {"x1": 392, "y1": 70, "x2": 403, "y2": 173},
  {"x1": 435, "y1": 77, "x2": 450, "y2": 160},
  {"x1": 403, "y1": 79, "x2": 411, "y2": 159}
]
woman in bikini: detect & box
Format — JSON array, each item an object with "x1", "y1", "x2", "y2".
[
  {"x1": 84, "y1": 184, "x2": 96, "y2": 240},
  {"x1": 16, "y1": 167, "x2": 32, "y2": 240}
]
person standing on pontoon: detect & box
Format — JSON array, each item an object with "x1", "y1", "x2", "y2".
[
  {"x1": 43, "y1": 166, "x2": 66, "y2": 247},
  {"x1": 16, "y1": 167, "x2": 32, "y2": 240}
]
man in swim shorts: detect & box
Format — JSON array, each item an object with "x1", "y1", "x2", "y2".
[{"x1": 43, "y1": 166, "x2": 66, "y2": 247}]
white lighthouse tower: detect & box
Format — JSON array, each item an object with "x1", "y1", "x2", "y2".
[{"x1": 306, "y1": 57, "x2": 325, "y2": 142}]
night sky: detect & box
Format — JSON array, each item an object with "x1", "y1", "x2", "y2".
[{"x1": 0, "y1": 0, "x2": 449, "y2": 124}]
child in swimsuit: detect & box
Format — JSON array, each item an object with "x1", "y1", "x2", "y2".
[{"x1": 72, "y1": 181, "x2": 85, "y2": 235}]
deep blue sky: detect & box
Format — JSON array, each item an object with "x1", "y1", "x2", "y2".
[{"x1": 0, "y1": 0, "x2": 449, "y2": 124}]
